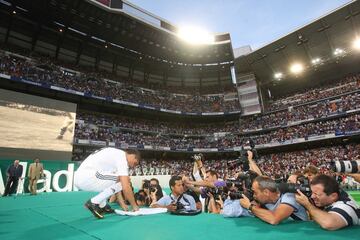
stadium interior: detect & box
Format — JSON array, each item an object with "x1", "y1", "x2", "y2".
[{"x1": 0, "y1": 0, "x2": 359, "y2": 239}]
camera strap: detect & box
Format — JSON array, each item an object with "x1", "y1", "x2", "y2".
[{"x1": 170, "y1": 193, "x2": 191, "y2": 206}]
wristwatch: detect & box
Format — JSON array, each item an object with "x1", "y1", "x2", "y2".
[{"x1": 248, "y1": 203, "x2": 255, "y2": 211}]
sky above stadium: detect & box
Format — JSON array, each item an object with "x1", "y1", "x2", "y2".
[{"x1": 128, "y1": 0, "x2": 352, "y2": 50}]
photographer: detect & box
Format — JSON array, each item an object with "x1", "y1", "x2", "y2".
[
  {"x1": 151, "y1": 176, "x2": 197, "y2": 212},
  {"x1": 222, "y1": 197, "x2": 253, "y2": 218},
  {"x1": 240, "y1": 176, "x2": 308, "y2": 225},
  {"x1": 150, "y1": 178, "x2": 167, "y2": 197},
  {"x1": 219, "y1": 171, "x2": 259, "y2": 217},
  {"x1": 140, "y1": 179, "x2": 164, "y2": 206},
  {"x1": 295, "y1": 174, "x2": 360, "y2": 230}
]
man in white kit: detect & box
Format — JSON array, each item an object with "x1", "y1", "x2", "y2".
[{"x1": 74, "y1": 147, "x2": 141, "y2": 219}]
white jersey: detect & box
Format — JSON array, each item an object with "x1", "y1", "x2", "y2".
[{"x1": 78, "y1": 148, "x2": 129, "y2": 176}]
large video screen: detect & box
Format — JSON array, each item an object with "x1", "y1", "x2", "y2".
[{"x1": 0, "y1": 89, "x2": 76, "y2": 157}]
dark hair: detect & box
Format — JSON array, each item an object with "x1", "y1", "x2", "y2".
[
  {"x1": 125, "y1": 149, "x2": 141, "y2": 162},
  {"x1": 206, "y1": 170, "x2": 218, "y2": 179},
  {"x1": 304, "y1": 166, "x2": 318, "y2": 175},
  {"x1": 311, "y1": 174, "x2": 340, "y2": 196},
  {"x1": 134, "y1": 192, "x2": 146, "y2": 203},
  {"x1": 291, "y1": 170, "x2": 303, "y2": 176},
  {"x1": 169, "y1": 176, "x2": 182, "y2": 189},
  {"x1": 137, "y1": 189, "x2": 146, "y2": 196},
  {"x1": 254, "y1": 176, "x2": 277, "y2": 193},
  {"x1": 150, "y1": 178, "x2": 160, "y2": 185}
]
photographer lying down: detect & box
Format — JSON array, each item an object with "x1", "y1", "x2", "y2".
[
  {"x1": 240, "y1": 176, "x2": 309, "y2": 224},
  {"x1": 295, "y1": 174, "x2": 360, "y2": 230}
]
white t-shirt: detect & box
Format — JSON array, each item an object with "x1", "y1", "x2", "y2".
[{"x1": 78, "y1": 148, "x2": 129, "y2": 176}]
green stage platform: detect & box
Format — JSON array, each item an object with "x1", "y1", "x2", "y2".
[{"x1": 0, "y1": 191, "x2": 359, "y2": 240}]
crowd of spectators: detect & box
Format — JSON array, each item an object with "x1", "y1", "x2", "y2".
[
  {"x1": 0, "y1": 52, "x2": 240, "y2": 113},
  {"x1": 267, "y1": 73, "x2": 360, "y2": 112},
  {"x1": 132, "y1": 144, "x2": 360, "y2": 180},
  {"x1": 240, "y1": 92, "x2": 360, "y2": 131},
  {"x1": 258, "y1": 144, "x2": 359, "y2": 179},
  {"x1": 72, "y1": 144, "x2": 359, "y2": 181},
  {"x1": 74, "y1": 112, "x2": 359, "y2": 149},
  {"x1": 1, "y1": 50, "x2": 360, "y2": 115}
]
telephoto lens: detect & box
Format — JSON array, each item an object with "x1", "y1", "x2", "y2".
[{"x1": 331, "y1": 160, "x2": 360, "y2": 173}]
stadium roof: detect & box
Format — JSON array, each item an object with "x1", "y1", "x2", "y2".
[
  {"x1": 8, "y1": 0, "x2": 234, "y2": 65},
  {"x1": 235, "y1": 0, "x2": 360, "y2": 97},
  {"x1": 0, "y1": 0, "x2": 236, "y2": 88}
]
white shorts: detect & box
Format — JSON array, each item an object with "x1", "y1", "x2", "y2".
[{"x1": 74, "y1": 169, "x2": 121, "y2": 192}]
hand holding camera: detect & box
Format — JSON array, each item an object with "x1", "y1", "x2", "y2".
[
  {"x1": 295, "y1": 189, "x2": 312, "y2": 208},
  {"x1": 239, "y1": 194, "x2": 251, "y2": 209},
  {"x1": 167, "y1": 202, "x2": 178, "y2": 212}
]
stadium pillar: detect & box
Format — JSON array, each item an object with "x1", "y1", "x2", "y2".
[
  {"x1": 144, "y1": 71, "x2": 149, "y2": 84},
  {"x1": 181, "y1": 71, "x2": 185, "y2": 88},
  {"x1": 199, "y1": 72, "x2": 203, "y2": 94},
  {"x1": 4, "y1": 12, "x2": 14, "y2": 44},
  {"x1": 95, "y1": 48, "x2": 101, "y2": 70},
  {"x1": 76, "y1": 37, "x2": 87, "y2": 65},
  {"x1": 112, "y1": 55, "x2": 118, "y2": 74},
  {"x1": 163, "y1": 69, "x2": 168, "y2": 87},
  {"x1": 31, "y1": 24, "x2": 42, "y2": 51},
  {"x1": 55, "y1": 28, "x2": 66, "y2": 60},
  {"x1": 129, "y1": 65, "x2": 134, "y2": 80},
  {"x1": 217, "y1": 67, "x2": 221, "y2": 88}
]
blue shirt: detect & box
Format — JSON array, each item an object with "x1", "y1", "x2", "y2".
[
  {"x1": 264, "y1": 193, "x2": 308, "y2": 221},
  {"x1": 222, "y1": 199, "x2": 253, "y2": 218},
  {"x1": 156, "y1": 193, "x2": 197, "y2": 211}
]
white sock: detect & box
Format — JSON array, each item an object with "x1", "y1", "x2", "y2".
[{"x1": 91, "y1": 183, "x2": 122, "y2": 205}]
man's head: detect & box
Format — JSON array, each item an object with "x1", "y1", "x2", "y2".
[
  {"x1": 303, "y1": 166, "x2": 318, "y2": 181},
  {"x1": 14, "y1": 160, "x2": 20, "y2": 166},
  {"x1": 125, "y1": 149, "x2": 141, "y2": 168},
  {"x1": 34, "y1": 158, "x2": 40, "y2": 163},
  {"x1": 169, "y1": 176, "x2": 184, "y2": 196},
  {"x1": 252, "y1": 176, "x2": 278, "y2": 204},
  {"x1": 205, "y1": 170, "x2": 218, "y2": 183},
  {"x1": 310, "y1": 174, "x2": 340, "y2": 207}
]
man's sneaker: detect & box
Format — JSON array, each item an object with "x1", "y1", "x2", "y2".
[
  {"x1": 84, "y1": 200, "x2": 104, "y2": 219},
  {"x1": 101, "y1": 204, "x2": 115, "y2": 214}
]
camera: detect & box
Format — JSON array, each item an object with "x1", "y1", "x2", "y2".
[
  {"x1": 202, "y1": 187, "x2": 228, "y2": 201},
  {"x1": 229, "y1": 139, "x2": 257, "y2": 171},
  {"x1": 176, "y1": 200, "x2": 185, "y2": 211},
  {"x1": 277, "y1": 176, "x2": 312, "y2": 197},
  {"x1": 223, "y1": 171, "x2": 257, "y2": 201},
  {"x1": 191, "y1": 153, "x2": 204, "y2": 161},
  {"x1": 331, "y1": 160, "x2": 360, "y2": 173}
]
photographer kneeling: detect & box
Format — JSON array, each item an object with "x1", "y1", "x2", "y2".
[
  {"x1": 151, "y1": 176, "x2": 197, "y2": 213},
  {"x1": 295, "y1": 174, "x2": 360, "y2": 230},
  {"x1": 240, "y1": 176, "x2": 308, "y2": 225}
]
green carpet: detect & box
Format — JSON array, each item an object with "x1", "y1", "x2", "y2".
[{"x1": 0, "y1": 191, "x2": 359, "y2": 240}]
